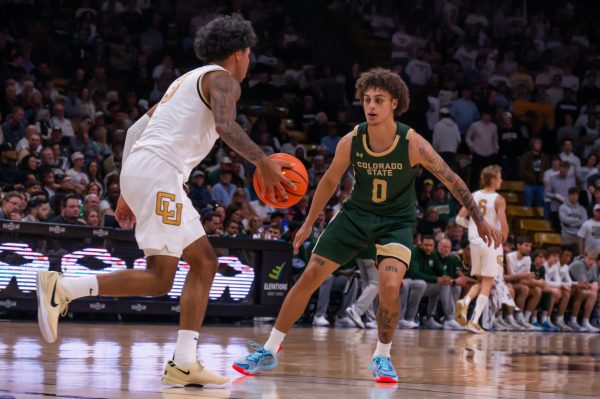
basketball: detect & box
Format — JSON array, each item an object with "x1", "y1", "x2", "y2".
[{"x1": 253, "y1": 153, "x2": 308, "y2": 208}]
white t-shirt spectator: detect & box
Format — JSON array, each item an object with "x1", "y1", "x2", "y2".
[
  {"x1": 250, "y1": 199, "x2": 275, "y2": 221},
  {"x1": 391, "y1": 32, "x2": 413, "y2": 60},
  {"x1": 577, "y1": 219, "x2": 600, "y2": 254},
  {"x1": 454, "y1": 46, "x2": 478, "y2": 71},
  {"x1": 405, "y1": 59, "x2": 432, "y2": 86},
  {"x1": 506, "y1": 251, "x2": 531, "y2": 275}
]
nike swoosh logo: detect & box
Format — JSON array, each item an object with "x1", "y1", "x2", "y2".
[
  {"x1": 174, "y1": 366, "x2": 190, "y2": 375},
  {"x1": 50, "y1": 281, "x2": 59, "y2": 307}
]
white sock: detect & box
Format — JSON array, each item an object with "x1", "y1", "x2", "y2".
[
  {"x1": 60, "y1": 276, "x2": 98, "y2": 300},
  {"x1": 464, "y1": 295, "x2": 472, "y2": 307},
  {"x1": 570, "y1": 316, "x2": 577, "y2": 324},
  {"x1": 373, "y1": 340, "x2": 392, "y2": 358},
  {"x1": 264, "y1": 328, "x2": 285, "y2": 354},
  {"x1": 471, "y1": 295, "x2": 488, "y2": 324},
  {"x1": 556, "y1": 315, "x2": 564, "y2": 323},
  {"x1": 515, "y1": 312, "x2": 524, "y2": 322},
  {"x1": 583, "y1": 318, "x2": 591, "y2": 324},
  {"x1": 524, "y1": 310, "x2": 532, "y2": 322},
  {"x1": 541, "y1": 314, "x2": 548, "y2": 323},
  {"x1": 173, "y1": 330, "x2": 198, "y2": 365},
  {"x1": 506, "y1": 315, "x2": 515, "y2": 323}
]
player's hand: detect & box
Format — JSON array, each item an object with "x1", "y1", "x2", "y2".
[
  {"x1": 525, "y1": 272, "x2": 535, "y2": 280},
  {"x1": 475, "y1": 220, "x2": 502, "y2": 248},
  {"x1": 292, "y1": 222, "x2": 312, "y2": 255},
  {"x1": 115, "y1": 195, "x2": 136, "y2": 229},
  {"x1": 255, "y1": 157, "x2": 296, "y2": 201},
  {"x1": 454, "y1": 275, "x2": 468, "y2": 287}
]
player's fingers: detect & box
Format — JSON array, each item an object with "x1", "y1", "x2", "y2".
[
  {"x1": 267, "y1": 185, "x2": 276, "y2": 202},
  {"x1": 276, "y1": 160, "x2": 295, "y2": 169},
  {"x1": 275, "y1": 182, "x2": 288, "y2": 201},
  {"x1": 281, "y1": 176, "x2": 297, "y2": 191}
]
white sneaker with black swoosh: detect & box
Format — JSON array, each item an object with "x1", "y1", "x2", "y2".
[
  {"x1": 162, "y1": 360, "x2": 229, "y2": 386},
  {"x1": 36, "y1": 271, "x2": 70, "y2": 343}
]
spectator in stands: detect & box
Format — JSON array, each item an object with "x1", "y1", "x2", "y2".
[
  {"x1": 320, "y1": 124, "x2": 340, "y2": 155},
  {"x1": 405, "y1": 48, "x2": 431, "y2": 87},
  {"x1": 65, "y1": 152, "x2": 89, "y2": 193},
  {"x1": 451, "y1": 87, "x2": 479, "y2": 136},
  {"x1": 0, "y1": 191, "x2": 25, "y2": 220},
  {"x1": 1, "y1": 106, "x2": 26, "y2": 147},
  {"x1": 403, "y1": 236, "x2": 460, "y2": 330},
  {"x1": 545, "y1": 160, "x2": 576, "y2": 231},
  {"x1": 22, "y1": 196, "x2": 50, "y2": 223},
  {"x1": 16, "y1": 125, "x2": 42, "y2": 158},
  {"x1": 426, "y1": 184, "x2": 458, "y2": 226},
  {"x1": 83, "y1": 194, "x2": 100, "y2": 215},
  {"x1": 266, "y1": 223, "x2": 282, "y2": 240},
  {"x1": 504, "y1": 237, "x2": 541, "y2": 330},
  {"x1": 201, "y1": 211, "x2": 223, "y2": 237},
  {"x1": 569, "y1": 251, "x2": 600, "y2": 331},
  {"x1": 432, "y1": 107, "x2": 461, "y2": 172},
  {"x1": 417, "y1": 206, "x2": 445, "y2": 236},
  {"x1": 50, "y1": 104, "x2": 74, "y2": 137},
  {"x1": 70, "y1": 123, "x2": 98, "y2": 162},
  {"x1": 520, "y1": 137, "x2": 549, "y2": 207},
  {"x1": 558, "y1": 139, "x2": 580, "y2": 179},
  {"x1": 280, "y1": 131, "x2": 304, "y2": 156},
  {"x1": 559, "y1": 187, "x2": 588, "y2": 246},
  {"x1": 312, "y1": 262, "x2": 357, "y2": 328},
  {"x1": 528, "y1": 249, "x2": 560, "y2": 331},
  {"x1": 50, "y1": 195, "x2": 83, "y2": 225},
  {"x1": 83, "y1": 207, "x2": 100, "y2": 227},
  {"x1": 465, "y1": 108, "x2": 498, "y2": 189},
  {"x1": 544, "y1": 247, "x2": 572, "y2": 331},
  {"x1": 188, "y1": 170, "x2": 210, "y2": 211},
  {"x1": 497, "y1": 112, "x2": 527, "y2": 180},
  {"x1": 211, "y1": 170, "x2": 236, "y2": 207},
  {"x1": 223, "y1": 219, "x2": 242, "y2": 238},
  {"x1": 436, "y1": 238, "x2": 464, "y2": 311},
  {"x1": 577, "y1": 203, "x2": 600, "y2": 255},
  {"x1": 0, "y1": 142, "x2": 22, "y2": 191}
]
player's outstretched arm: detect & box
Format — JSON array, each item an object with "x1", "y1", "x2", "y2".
[
  {"x1": 292, "y1": 133, "x2": 352, "y2": 253},
  {"x1": 206, "y1": 71, "x2": 293, "y2": 199},
  {"x1": 495, "y1": 195, "x2": 509, "y2": 242},
  {"x1": 408, "y1": 131, "x2": 502, "y2": 248}
]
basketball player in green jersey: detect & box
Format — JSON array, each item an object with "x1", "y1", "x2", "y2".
[{"x1": 233, "y1": 68, "x2": 502, "y2": 382}]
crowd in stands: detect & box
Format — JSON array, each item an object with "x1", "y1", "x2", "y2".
[{"x1": 0, "y1": 0, "x2": 599, "y2": 331}]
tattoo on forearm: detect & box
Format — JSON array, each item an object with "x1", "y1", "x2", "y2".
[
  {"x1": 384, "y1": 265, "x2": 398, "y2": 273},
  {"x1": 211, "y1": 74, "x2": 265, "y2": 163},
  {"x1": 313, "y1": 256, "x2": 326, "y2": 266},
  {"x1": 376, "y1": 303, "x2": 400, "y2": 343},
  {"x1": 418, "y1": 141, "x2": 484, "y2": 222}
]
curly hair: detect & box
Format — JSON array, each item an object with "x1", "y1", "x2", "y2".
[
  {"x1": 355, "y1": 68, "x2": 410, "y2": 116},
  {"x1": 194, "y1": 14, "x2": 257, "y2": 62}
]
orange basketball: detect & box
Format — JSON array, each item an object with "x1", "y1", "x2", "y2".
[{"x1": 253, "y1": 153, "x2": 309, "y2": 208}]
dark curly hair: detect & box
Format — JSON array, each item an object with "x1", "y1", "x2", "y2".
[
  {"x1": 194, "y1": 14, "x2": 257, "y2": 62},
  {"x1": 355, "y1": 68, "x2": 410, "y2": 116}
]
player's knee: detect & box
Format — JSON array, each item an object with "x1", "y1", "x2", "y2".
[
  {"x1": 149, "y1": 279, "x2": 174, "y2": 296},
  {"x1": 380, "y1": 281, "x2": 401, "y2": 301},
  {"x1": 533, "y1": 286, "x2": 542, "y2": 297},
  {"x1": 518, "y1": 285, "x2": 530, "y2": 296}
]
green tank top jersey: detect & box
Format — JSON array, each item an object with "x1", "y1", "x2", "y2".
[{"x1": 344, "y1": 121, "x2": 417, "y2": 220}]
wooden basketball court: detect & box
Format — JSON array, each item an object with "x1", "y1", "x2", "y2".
[{"x1": 0, "y1": 321, "x2": 598, "y2": 398}]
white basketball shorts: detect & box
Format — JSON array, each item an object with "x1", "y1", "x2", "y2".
[
  {"x1": 470, "y1": 242, "x2": 503, "y2": 278},
  {"x1": 120, "y1": 149, "x2": 205, "y2": 258}
]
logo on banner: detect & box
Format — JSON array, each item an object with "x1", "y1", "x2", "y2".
[
  {"x1": 171, "y1": 305, "x2": 180, "y2": 313},
  {"x1": 268, "y1": 262, "x2": 286, "y2": 281},
  {"x1": 92, "y1": 229, "x2": 109, "y2": 238},
  {"x1": 2, "y1": 222, "x2": 20, "y2": 231},
  {"x1": 131, "y1": 303, "x2": 147, "y2": 312},
  {"x1": 0, "y1": 299, "x2": 17, "y2": 308},
  {"x1": 89, "y1": 302, "x2": 106, "y2": 311},
  {"x1": 49, "y1": 225, "x2": 65, "y2": 234}
]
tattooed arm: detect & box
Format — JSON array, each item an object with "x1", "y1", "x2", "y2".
[
  {"x1": 204, "y1": 71, "x2": 293, "y2": 197},
  {"x1": 408, "y1": 130, "x2": 503, "y2": 248}
]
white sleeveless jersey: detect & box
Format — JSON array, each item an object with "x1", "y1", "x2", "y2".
[
  {"x1": 131, "y1": 65, "x2": 225, "y2": 179},
  {"x1": 468, "y1": 190, "x2": 501, "y2": 245}
]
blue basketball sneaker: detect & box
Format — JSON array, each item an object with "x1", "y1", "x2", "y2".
[
  {"x1": 540, "y1": 320, "x2": 559, "y2": 332},
  {"x1": 368, "y1": 356, "x2": 398, "y2": 383},
  {"x1": 232, "y1": 341, "x2": 278, "y2": 376}
]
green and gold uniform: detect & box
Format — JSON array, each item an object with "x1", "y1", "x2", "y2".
[{"x1": 313, "y1": 121, "x2": 417, "y2": 266}]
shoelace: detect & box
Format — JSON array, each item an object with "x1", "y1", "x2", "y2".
[
  {"x1": 372, "y1": 357, "x2": 395, "y2": 374},
  {"x1": 59, "y1": 297, "x2": 71, "y2": 317},
  {"x1": 247, "y1": 341, "x2": 270, "y2": 363}
]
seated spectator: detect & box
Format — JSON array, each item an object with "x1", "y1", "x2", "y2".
[
  {"x1": 402, "y1": 236, "x2": 459, "y2": 330},
  {"x1": 0, "y1": 142, "x2": 22, "y2": 191},
  {"x1": 432, "y1": 108, "x2": 461, "y2": 172},
  {"x1": 312, "y1": 261, "x2": 357, "y2": 327},
  {"x1": 201, "y1": 211, "x2": 223, "y2": 237},
  {"x1": 320, "y1": 123, "x2": 340, "y2": 155},
  {"x1": 280, "y1": 131, "x2": 305, "y2": 156},
  {"x1": 569, "y1": 251, "x2": 600, "y2": 331},
  {"x1": 211, "y1": 170, "x2": 236, "y2": 207},
  {"x1": 250, "y1": 197, "x2": 275, "y2": 222},
  {"x1": 559, "y1": 187, "x2": 588, "y2": 245},
  {"x1": 426, "y1": 184, "x2": 458, "y2": 226},
  {"x1": 1, "y1": 106, "x2": 26, "y2": 147},
  {"x1": 577, "y1": 204, "x2": 600, "y2": 255},
  {"x1": 188, "y1": 170, "x2": 211, "y2": 210},
  {"x1": 50, "y1": 195, "x2": 84, "y2": 225},
  {"x1": 436, "y1": 238, "x2": 465, "y2": 318},
  {"x1": 22, "y1": 196, "x2": 51, "y2": 223},
  {"x1": 417, "y1": 206, "x2": 445, "y2": 236},
  {"x1": 504, "y1": 236, "x2": 541, "y2": 330},
  {"x1": 266, "y1": 223, "x2": 282, "y2": 240},
  {"x1": 82, "y1": 207, "x2": 101, "y2": 227},
  {"x1": 223, "y1": 219, "x2": 242, "y2": 238},
  {"x1": 66, "y1": 152, "x2": 90, "y2": 193},
  {"x1": 0, "y1": 191, "x2": 25, "y2": 220}
]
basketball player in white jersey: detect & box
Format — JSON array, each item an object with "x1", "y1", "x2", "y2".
[
  {"x1": 35, "y1": 15, "x2": 293, "y2": 386},
  {"x1": 455, "y1": 165, "x2": 509, "y2": 333}
]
